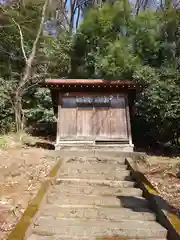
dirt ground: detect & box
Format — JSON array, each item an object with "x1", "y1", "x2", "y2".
[
  {"x1": 0, "y1": 134, "x2": 57, "y2": 240},
  {"x1": 137, "y1": 155, "x2": 180, "y2": 217}
]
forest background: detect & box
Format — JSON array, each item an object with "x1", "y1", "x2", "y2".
[{"x1": 0, "y1": 0, "x2": 180, "y2": 152}]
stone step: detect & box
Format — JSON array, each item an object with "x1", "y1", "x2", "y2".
[
  {"x1": 41, "y1": 205, "x2": 156, "y2": 221},
  {"x1": 28, "y1": 234, "x2": 167, "y2": 240},
  {"x1": 47, "y1": 194, "x2": 149, "y2": 209},
  {"x1": 56, "y1": 178, "x2": 135, "y2": 187},
  {"x1": 57, "y1": 171, "x2": 131, "y2": 181},
  {"x1": 27, "y1": 152, "x2": 167, "y2": 240},
  {"x1": 60, "y1": 162, "x2": 128, "y2": 174},
  {"x1": 33, "y1": 217, "x2": 167, "y2": 239},
  {"x1": 50, "y1": 184, "x2": 142, "y2": 196},
  {"x1": 66, "y1": 156, "x2": 126, "y2": 165}
]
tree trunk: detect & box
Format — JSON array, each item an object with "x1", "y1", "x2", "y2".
[
  {"x1": 14, "y1": 0, "x2": 49, "y2": 133},
  {"x1": 14, "y1": 91, "x2": 24, "y2": 133}
]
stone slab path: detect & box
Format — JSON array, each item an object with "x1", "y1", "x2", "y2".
[{"x1": 27, "y1": 156, "x2": 168, "y2": 240}]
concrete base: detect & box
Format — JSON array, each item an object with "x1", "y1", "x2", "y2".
[
  {"x1": 47, "y1": 147, "x2": 146, "y2": 160},
  {"x1": 55, "y1": 144, "x2": 134, "y2": 152}
]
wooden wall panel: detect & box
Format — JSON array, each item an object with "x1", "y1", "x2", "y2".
[
  {"x1": 77, "y1": 108, "x2": 94, "y2": 138},
  {"x1": 110, "y1": 108, "x2": 128, "y2": 139},
  {"x1": 58, "y1": 108, "x2": 77, "y2": 138},
  {"x1": 95, "y1": 108, "x2": 111, "y2": 138},
  {"x1": 57, "y1": 94, "x2": 130, "y2": 143},
  {"x1": 110, "y1": 96, "x2": 128, "y2": 140}
]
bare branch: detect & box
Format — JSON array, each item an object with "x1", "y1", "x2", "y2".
[
  {"x1": 27, "y1": 0, "x2": 49, "y2": 67},
  {"x1": 0, "y1": 19, "x2": 37, "y2": 28},
  {"x1": 0, "y1": 6, "x2": 28, "y2": 62},
  {"x1": 1, "y1": 0, "x2": 50, "y2": 132},
  {"x1": 174, "y1": 0, "x2": 180, "y2": 8},
  {"x1": 63, "y1": 0, "x2": 68, "y2": 9},
  {"x1": 56, "y1": 0, "x2": 81, "y2": 31},
  {"x1": 60, "y1": 8, "x2": 71, "y2": 29},
  {"x1": 69, "y1": 0, "x2": 78, "y2": 32},
  {"x1": 135, "y1": 0, "x2": 142, "y2": 15},
  {"x1": 24, "y1": 61, "x2": 51, "y2": 92},
  {"x1": 17, "y1": 0, "x2": 49, "y2": 92},
  {"x1": 12, "y1": 19, "x2": 28, "y2": 62},
  {"x1": 143, "y1": 0, "x2": 149, "y2": 9},
  {"x1": 24, "y1": 74, "x2": 48, "y2": 92},
  {"x1": 76, "y1": 7, "x2": 80, "y2": 29}
]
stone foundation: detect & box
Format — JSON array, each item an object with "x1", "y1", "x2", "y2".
[{"x1": 55, "y1": 143, "x2": 134, "y2": 152}]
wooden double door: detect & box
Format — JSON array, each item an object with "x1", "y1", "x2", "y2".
[{"x1": 58, "y1": 94, "x2": 129, "y2": 142}]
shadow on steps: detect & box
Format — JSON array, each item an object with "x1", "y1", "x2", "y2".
[
  {"x1": 116, "y1": 195, "x2": 153, "y2": 213},
  {"x1": 117, "y1": 170, "x2": 180, "y2": 240}
]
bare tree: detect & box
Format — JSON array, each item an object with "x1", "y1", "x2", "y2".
[
  {"x1": 55, "y1": 0, "x2": 100, "y2": 33},
  {"x1": 1, "y1": 0, "x2": 50, "y2": 133},
  {"x1": 55, "y1": 0, "x2": 83, "y2": 32},
  {"x1": 135, "y1": 0, "x2": 159, "y2": 14}
]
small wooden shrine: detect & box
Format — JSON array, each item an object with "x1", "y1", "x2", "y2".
[{"x1": 44, "y1": 79, "x2": 141, "y2": 151}]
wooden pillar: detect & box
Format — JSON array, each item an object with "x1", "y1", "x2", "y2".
[{"x1": 125, "y1": 95, "x2": 133, "y2": 147}]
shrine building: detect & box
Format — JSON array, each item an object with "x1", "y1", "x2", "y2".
[{"x1": 44, "y1": 79, "x2": 141, "y2": 152}]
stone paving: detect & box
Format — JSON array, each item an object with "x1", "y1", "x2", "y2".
[{"x1": 27, "y1": 155, "x2": 168, "y2": 240}]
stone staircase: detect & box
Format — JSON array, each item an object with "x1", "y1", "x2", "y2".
[{"x1": 27, "y1": 155, "x2": 168, "y2": 240}]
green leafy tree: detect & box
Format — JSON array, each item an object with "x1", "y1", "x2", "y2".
[
  {"x1": 43, "y1": 33, "x2": 72, "y2": 78},
  {"x1": 95, "y1": 39, "x2": 140, "y2": 79},
  {"x1": 0, "y1": 0, "x2": 180, "y2": 150},
  {"x1": 71, "y1": 0, "x2": 180, "y2": 148},
  {"x1": 71, "y1": 0, "x2": 137, "y2": 78}
]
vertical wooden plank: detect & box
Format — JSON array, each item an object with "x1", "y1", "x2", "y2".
[
  {"x1": 110, "y1": 108, "x2": 128, "y2": 139},
  {"x1": 125, "y1": 94, "x2": 133, "y2": 145},
  {"x1": 56, "y1": 93, "x2": 61, "y2": 145},
  {"x1": 95, "y1": 108, "x2": 111, "y2": 138},
  {"x1": 58, "y1": 97, "x2": 77, "y2": 138},
  {"x1": 77, "y1": 108, "x2": 94, "y2": 138},
  {"x1": 57, "y1": 94, "x2": 131, "y2": 143},
  {"x1": 110, "y1": 95, "x2": 128, "y2": 140},
  {"x1": 59, "y1": 108, "x2": 77, "y2": 138}
]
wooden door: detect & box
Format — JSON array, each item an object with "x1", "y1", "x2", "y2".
[
  {"x1": 94, "y1": 95, "x2": 128, "y2": 141},
  {"x1": 58, "y1": 97, "x2": 77, "y2": 139},
  {"x1": 77, "y1": 107, "x2": 94, "y2": 139},
  {"x1": 58, "y1": 94, "x2": 129, "y2": 143},
  {"x1": 75, "y1": 96, "x2": 95, "y2": 139},
  {"x1": 110, "y1": 95, "x2": 128, "y2": 140},
  {"x1": 95, "y1": 108, "x2": 111, "y2": 139}
]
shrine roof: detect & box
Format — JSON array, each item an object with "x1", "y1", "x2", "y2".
[{"x1": 44, "y1": 79, "x2": 142, "y2": 88}]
